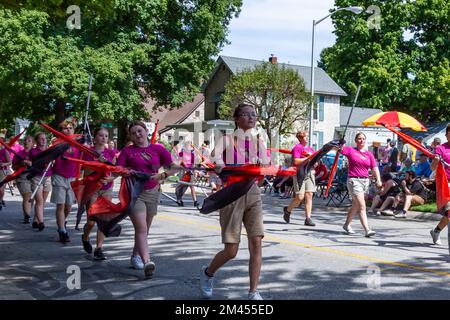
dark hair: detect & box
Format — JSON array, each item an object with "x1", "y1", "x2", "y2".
[
  {"x1": 381, "y1": 173, "x2": 393, "y2": 182},
  {"x1": 405, "y1": 170, "x2": 416, "y2": 178},
  {"x1": 128, "y1": 121, "x2": 147, "y2": 133},
  {"x1": 204, "y1": 140, "x2": 210, "y2": 146},
  {"x1": 173, "y1": 140, "x2": 179, "y2": 146},
  {"x1": 93, "y1": 127, "x2": 109, "y2": 137},
  {"x1": 446, "y1": 123, "x2": 450, "y2": 135}
]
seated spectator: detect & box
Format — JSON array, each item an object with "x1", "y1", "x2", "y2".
[
  {"x1": 314, "y1": 160, "x2": 328, "y2": 183},
  {"x1": 370, "y1": 173, "x2": 402, "y2": 216},
  {"x1": 399, "y1": 158, "x2": 416, "y2": 177},
  {"x1": 393, "y1": 170, "x2": 429, "y2": 218},
  {"x1": 428, "y1": 137, "x2": 441, "y2": 154},
  {"x1": 415, "y1": 154, "x2": 432, "y2": 178}
]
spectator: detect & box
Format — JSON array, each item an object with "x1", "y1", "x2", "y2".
[
  {"x1": 399, "y1": 158, "x2": 416, "y2": 177},
  {"x1": 415, "y1": 154, "x2": 432, "y2": 178},
  {"x1": 415, "y1": 137, "x2": 426, "y2": 159},
  {"x1": 428, "y1": 137, "x2": 441, "y2": 154},
  {"x1": 379, "y1": 139, "x2": 392, "y2": 169},
  {"x1": 400, "y1": 139, "x2": 415, "y2": 163},
  {"x1": 370, "y1": 173, "x2": 402, "y2": 216},
  {"x1": 389, "y1": 140, "x2": 399, "y2": 172},
  {"x1": 393, "y1": 170, "x2": 429, "y2": 218},
  {"x1": 314, "y1": 159, "x2": 328, "y2": 183}
]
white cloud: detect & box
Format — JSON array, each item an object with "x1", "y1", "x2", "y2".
[{"x1": 220, "y1": 0, "x2": 359, "y2": 66}]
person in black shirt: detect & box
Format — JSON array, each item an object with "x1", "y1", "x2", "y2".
[
  {"x1": 389, "y1": 140, "x2": 399, "y2": 172},
  {"x1": 393, "y1": 171, "x2": 427, "y2": 218}
]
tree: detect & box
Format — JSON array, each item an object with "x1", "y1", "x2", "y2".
[
  {"x1": 0, "y1": 0, "x2": 243, "y2": 129},
  {"x1": 318, "y1": 0, "x2": 449, "y2": 122},
  {"x1": 218, "y1": 62, "x2": 310, "y2": 144}
]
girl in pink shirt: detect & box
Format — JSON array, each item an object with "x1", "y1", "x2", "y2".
[
  {"x1": 0, "y1": 145, "x2": 12, "y2": 210},
  {"x1": 30, "y1": 132, "x2": 52, "y2": 231},
  {"x1": 81, "y1": 127, "x2": 117, "y2": 261},
  {"x1": 117, "y1": 121, "x2": 178, "y2": 279},
  {"x1": 340, "y1": 132, "x2": 381, "y2": 237}
]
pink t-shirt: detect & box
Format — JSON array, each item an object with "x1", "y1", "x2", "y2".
[
  {"x1": 52, "y1": 147, "x2": 81, "y2": 178},
  {"x1": 30, "y1": 147, "x2": 53, "y2": 177},
  {"x1": 292, "y1": 143, "x2": 314, "y2": 159},
  {"x1": 117, "y1": 144, "x2": 173, "y2": 190},
  {"x1": 341, "y1": 146, "x2": 377, "y2": 178},
  {"x1": 435, "y1": 142, "x2": 450, "y2": 179},
  {"x1": 10, "y1": 143, "x2": 24, "y2": 161},
  {"x1": 12, "y1": 148, "x2": 31, "y2": 166},
  {"x1": 83, "y1": 147, "x2": 116, "y2": 190},
  {"x1": 0, "y1": 148, "x2": 10, "y2": 170}
]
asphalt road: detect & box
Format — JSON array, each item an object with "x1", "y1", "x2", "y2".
[{"x1": 0, "y1": 182, "x2": 449, "y2": 300}]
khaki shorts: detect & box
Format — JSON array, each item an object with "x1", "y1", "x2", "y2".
[
  {"x1": 293, "y1": 171, "x2": 316, "y2": 194},
  {"x1": 50, "y1": 174, "x2": 75, "y2": 205},
  {"x1": 0, "y1": 169, "x2": 6, "y2": 181},
  {"x1": 219, "y1": 183, "x2": 264, "y2": 244},
  {"x1": 347, "y1": 177, "x2": 370, "y2": 196},
  {"x1": 16, "y1": 175, "x2": 32, "y2": 195},
  {"x1": 31, "y1": 176, "x2": 52, "y2": 193},
  {"x1": 131, "y1": 187, "x2": 161, "y2": 216}
]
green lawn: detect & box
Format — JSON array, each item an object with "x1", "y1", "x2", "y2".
[{"x1": 410, "y1": 202, "x2": 438, "y2": 213}]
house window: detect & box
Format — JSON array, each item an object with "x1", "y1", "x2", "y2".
[
  {"x1": 213, "y1": 92, "x2": 224, "y2": 119},
  {"x1": 167, "y1": 135, "x2": 172, "y2": 142},
  {"x1": 313, "y1": 131, "x2": 324, "y2": 149},
  {"x1": 313, "y1": 96, "x2": 325, "y2": 121},
  {"x1": 195, "y1": 110, "x2": 200, "y2": 118}
]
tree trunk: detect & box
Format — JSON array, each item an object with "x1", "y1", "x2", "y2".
[{"x1": 53, "y1": 99, "x2": 66, "y2": 128}]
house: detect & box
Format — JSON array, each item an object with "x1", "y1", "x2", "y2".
[{"x1": 201, "y1": 55, "x2": 347, "y2": 150}]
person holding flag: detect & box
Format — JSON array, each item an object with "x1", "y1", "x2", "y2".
[
  {"x1": 116, "y1": 121, "x2": 177, "y2": 279},
  {"x1": 30, "y1": 132, "x2": 52, "y2": 231},
  {"x1": 340, "y1": 132, "x2": 382, "y2": 237},
  {"x1": 80, "y1": 127, "x2": 117, "y2": 260},
  {"x1": 50, "y1": 118, "x2": 81, "y2": 243},
  {"x1": 0, "y1": 142, "x2": 12, "y2": 211},
  {"x1": 429, "y1": 123, "x2": 450, "y2": 246},
  {"x1": 199, "y1": 103, "x2": 268, "y2": 300},
  {"x1": 12, "y1": 135, "x2": 34, "y2": 224},
  {"x1": 283, "y1": 131, "x2": 316, "y2": 227}
]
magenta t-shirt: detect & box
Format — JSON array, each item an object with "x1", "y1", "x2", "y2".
[
  {"x1": 83, "y1": 147, "x2": 116, "y2": 190},
  {"x1": 435, "y1": 142, "x2": 450, "y2": 179},
  {"x1": 10, "y1": 143, "x2": 24, "y2": 161},
  {"x1": 52, "y1": 147, "x2": 81, "y2": 178},
  {"x1": 0, "y1": 148, "x2": 9, "y2": 170},
  {"x1": 30, "y1": 147, "x2": 53, "y2": 177},
  {"x1": 117, "y1": 144, "x2": 173, "y2": 190},
  {"x1": 12, "y1": 148, "x2": 31, "y2": 166},
  {"x1": 341, "y1": 146, "x2": 377, "y2": 178},
  {"x1": 292, "y1": 143, "x2": 314, "y2": 159}
]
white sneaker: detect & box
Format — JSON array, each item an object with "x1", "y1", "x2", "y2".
[
  {"x1": 394, "y1": 211, "x2": 406, "y2": 218},
  {"x1": 343, "y1": 224, "x2": 356, "y2": 235},
  {"x1": 248, "y1": 291, "x2": 263, "y2": 300},
  {"x1": 200, "y1": 266, "x2": 214, "y2": 299},
  {"x1": 130, "y1": 255, "x2": 144, "y2": 270},
  {"x1": 365, "y1": 229, "x2": 376, "y2": 237},
  {"x1": 381, "y1": 209, "x2": 394, "y2": 216},
  {"x1": 144, "y1": 261, "x2": 156, "y2": 279},
  {"x1": 430, "y1": 229, "x2": 442, "y2": 245}
]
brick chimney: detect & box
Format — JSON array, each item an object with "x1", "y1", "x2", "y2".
[{"x1": 269, "y1": 54, "x2": 278, "y2": 64}]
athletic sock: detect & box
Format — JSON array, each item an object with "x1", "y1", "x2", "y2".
[
  {"x1": 204, "y1": 267, "x2": 213, "y2": 278},
  {"x1": 434, "y1": 226, "x2": 442, "y2": 233}
]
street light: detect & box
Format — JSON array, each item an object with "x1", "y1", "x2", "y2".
[{"x1": 308, "y1": 6, "x2": 364, "y2": 147}]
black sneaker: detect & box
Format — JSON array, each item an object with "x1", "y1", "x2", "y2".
[
  {"x1": 283, "y1": 207, "x2": 291, "y2": 224},
  {"x1": 82, "y1": 235, "x2": 93, "y2": 254},
  {"x1": 32, "y1": 221, "x2": 39, "y2": 229},
  {"x1": 176, "y1": 200, "x2": 184, "y2": 207},
  {"x1": 23, "y1": 215, "x2": 31, "y2": 224},
  {"x1": 38, "y1": 223, "x2": 45, "y2": 231},
  {"x1": 59, "y1": 231, "x2": 70, "y2": 243},
  {"x1": 94, "y1": 248, "x2": 107, "y2": 261},
  {"x1": 1, "y1": 200, "x2": 5, "y2": 206},
  {"x1": 193, "y1": 201, "x2": 199, "y2": 208},
  {"x1": 304, "y1": 218, "x2": 316, "y2": 227}
]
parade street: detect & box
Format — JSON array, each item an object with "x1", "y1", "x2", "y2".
[{"x1": 0, "y1": 182, "x2": 448, "y2": 300}]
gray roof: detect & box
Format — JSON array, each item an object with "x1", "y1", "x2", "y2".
[
  {"x1": 340, "y1": 106, "x2": 383, "y2": 127},
  {"x1": 209, "y1": 55, "x2": 347, "y2": 97}
]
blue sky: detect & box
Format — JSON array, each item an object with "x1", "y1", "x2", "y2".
[{"x1": 219, "y1": 0, "x2": 343, "y2": 66}]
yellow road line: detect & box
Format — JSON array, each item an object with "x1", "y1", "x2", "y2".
[{"x1": 159, "y1": 214, "x2": 450, "y2": 278}]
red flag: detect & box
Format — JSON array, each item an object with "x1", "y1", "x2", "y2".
[
  {"x1": 151, "y1": 120, "x2": 159, "y2": 144},
  {"x1": 191, "y1": 144, "x2": 214, "y2": 169},
  {"x1": 0, "y1": 166, "x2": 26, "y2": 188},
  {"x1": 39, "y1": 122, "x2": 103, "y2": 160},
  {"x1": 269, "y1": 148, "x2": 292, "y2": 154},
  {"x1": 324, "y1": 150, "x2": 341, "y2": 198},
  {"x1": 386, "y1": 126, "x2": 434, "y2": 158},
  {"x1": 0, "y1": 138, "x2": 23, "y2": 160},
  {"x1": 64, "y1": 156, "x2": 130, "y2": 175},
  {"x1": 436, "y1": 162, "x2": 450, "y2": 213},
  {"x1": 7, "y1": 128, "x2": 26, "y2": 148}
]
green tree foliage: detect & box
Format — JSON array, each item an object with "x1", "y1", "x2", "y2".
[
  {"x1": 0, "y1": 0, "x2": 243, "y2": 127},
  {"x1": 219, "y1": 62, "x2": 309, "y2": 142},
  {"x1": 318, "y1": 0, "x2": 449, "y2": 122}
]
